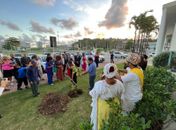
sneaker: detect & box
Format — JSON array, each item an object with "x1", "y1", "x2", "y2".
[
  {"x1": 17, "y1": 88, "x2": 23, "y2": 90},
  {"x1": 50, "y1": 84, "x2": 54, "y2": 86},
  {"x1": 25, "y1": 87, "x2": 29, "y2": 89}
]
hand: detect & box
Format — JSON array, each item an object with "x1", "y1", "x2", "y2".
[{"x1": 100, "y1": 74, "x2": 105, "y2": 80}]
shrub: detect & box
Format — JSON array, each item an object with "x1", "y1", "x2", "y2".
[
  {"x1": 79, "y1": 120, "x2": 93, "y2": 130},
  {"x1": 101, "y1": 103, "x2": 151, "y2": 130},
  {"x1": 153, "y1": 52, "x2": 170, "y2": 68},
  {"x1": 134, "y1": 67, "x2": 176, "y2": 129}
]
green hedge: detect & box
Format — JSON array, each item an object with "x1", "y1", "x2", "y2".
[{"x1": 153, "y1": 52, "x2": 170, "y2": 68}]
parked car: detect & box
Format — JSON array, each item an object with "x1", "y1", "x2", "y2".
[
  {"x1": 14, "y1": 53, "x2": 22, "y2": 59},
  {"x1": 99, "y1": 53, "x2": 105, "y2": 63},
  {"x1": 114, "y1": 51, "x2": 128, "y2": 59},
  {"x1": 39, "y1": 55, "x2": 47, "y2": 70}
]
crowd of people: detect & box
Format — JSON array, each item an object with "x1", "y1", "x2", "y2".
[
  {"x1": 0, "y1": 51, "x2": 148, "y2": 128},
  {"x1": 0, "y1": 52, "x2": 100, "y2": 97}
]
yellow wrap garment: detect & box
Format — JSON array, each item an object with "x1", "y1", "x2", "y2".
[
  {"x1": 130, "y1": 68, "x2": 144, "y2": 88},
  {"x1": 97, "y1": 97, "x2": 119, "y2": 130}
]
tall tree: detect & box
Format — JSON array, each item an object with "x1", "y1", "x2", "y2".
[
  {"x1": 3, "y1": 37, "x2": 20, "y2": 50},
  {"x1": 129, "y1": 10, "x2": 158, "y2": 54}
]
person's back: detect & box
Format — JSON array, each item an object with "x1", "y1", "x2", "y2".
[
  {"x1": 121, "y1": 72, "x2": 142, "y2": 102},
  {"x1": 2, "y1": 60, "x2": 13, "y2": 70},
  {"x1": 27, "y1": 66, "x2": 39, "y2": 82},
  {"x1": 18, "y1": 67, "x2": 27, "y2": 78},
  {"x1": 89, "y1": 63, "x2": 125, "y2": 130},
  {"x1": 88, "y1": 62, "x2": 96, "y2": 76},
  {"x1": 91, "y1": 79, "x2": 124, "y2": 100}
]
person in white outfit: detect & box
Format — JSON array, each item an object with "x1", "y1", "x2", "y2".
[
  {"x1": 89, "y1": 63, "x2": 125, "y2": 130},
  {"x1": 117, "y1": 53, "x2": 144, "y2": 112}
]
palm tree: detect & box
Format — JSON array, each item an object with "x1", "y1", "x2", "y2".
[
  {"x1": 129, "y1": 16, "x2": 139, "y2": 52},
  {"x1": 129, "y1": 10, "x2": 159, "y2": 54}
]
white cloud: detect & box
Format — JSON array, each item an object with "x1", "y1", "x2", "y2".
[
  {"x1": 30, "y1": 20, "x2": 55, "y2": 34},
  {"x1": 51, "y1": 17, "x2": 78, "y2": 30},
  {"x1": 33, "y1": 0, "x2": 56, "y2": 6},
  {"x1": 99, "y1": 0, "x2": 128, "y2": 29},
  {"x1": 0, "y1": 19, "x2": 21, "y2": 31}
]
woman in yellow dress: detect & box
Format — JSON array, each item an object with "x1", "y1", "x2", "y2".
[{"x1": 89, "y1": 63, "x2": 125, "y2": 130}]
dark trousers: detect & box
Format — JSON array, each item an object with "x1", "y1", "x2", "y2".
[
  {"x1": 17, "y1": 77, "x2": 28, "y2": 89},
  {"x1": 47, "y1": 72, "x2": 53, "y2": 85},
  {"x1": 73, "y1": 73, "x2": 77, "y2": 84},
  {"x1": 30, "y1": 81, "x2": 39, "y2": 96},
  {"x1": 95, "y1": 61, "x2": 99, "y2": 68},
  {"x1": 89, "y1": 75, "x2": 96, "y2": 90}
]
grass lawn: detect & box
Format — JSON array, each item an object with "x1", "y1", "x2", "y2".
[{"x1": 0, "y1": 64, "x2": 123, "y2": 130}]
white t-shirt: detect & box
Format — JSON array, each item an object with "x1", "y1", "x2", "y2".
[{"x1": 121, "y1": 73, "x2": 142, "y2": 102}]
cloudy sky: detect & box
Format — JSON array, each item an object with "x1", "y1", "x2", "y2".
[{"x1": 0, "y1": 0, "x2": 174, "y2": 44}]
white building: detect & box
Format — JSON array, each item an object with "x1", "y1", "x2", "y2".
[{"x1": 156, "y1": 1, "x2": 176, "y2": 55}]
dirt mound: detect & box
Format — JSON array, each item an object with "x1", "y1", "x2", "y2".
[
  {"x1": 38, "y1": 93, "x2": 70, "y2": 116},
  {"x1": 68, "y1": 89, "x2": 83, "y2": 98}
]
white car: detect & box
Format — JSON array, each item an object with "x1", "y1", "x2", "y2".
[
  {"x1": 114, "y1": 51, "x2": 128, "y2": 59},
  {"x1": 99, "y1": 53, "x2": 105, "y2": 63},
  {"x1": 39, "y1": 55, "x2": 47, "y2": 70},
  {"x1": 14, "y1": 53, "x2": 22, "y2": 59}
]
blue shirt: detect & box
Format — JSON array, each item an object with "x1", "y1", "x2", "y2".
[
  {"x1": 45, "y1": 61, "x2": 53, "y2": 73},
  {"x1": 18, "y1": 67, "x2": 27, "y2": 78},
  {"x1": 27, "y1": 66, "x2": 39, "y2": 82},
  {"x1": 88, "y1": 62, "x2": 96, "y2": 76}
]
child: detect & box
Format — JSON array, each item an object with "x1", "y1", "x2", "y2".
[
  {"x1": 27, "y1": 60, "x2": 40, "y2": 97},
  {"x1": 17, "y1": 66, "x2": 29, "y2": 90},
  {"x1": 46, "y1": 56, "x2": 54, "y2": 85}
]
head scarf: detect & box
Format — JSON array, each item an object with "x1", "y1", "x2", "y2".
[
  {"x1": 103, "y1": 63, "x2": 118, "y2": 78},
  {"x1": 126, "y1": 53, "x2": 141, "y2": 65}
]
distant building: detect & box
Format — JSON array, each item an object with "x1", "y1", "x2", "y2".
[
  {"x1": 156, "y1": 1, "x2": 176, "y2": 54},
  {"x1": 146, "y1": 42, "x2": 156, "y2": 55}
]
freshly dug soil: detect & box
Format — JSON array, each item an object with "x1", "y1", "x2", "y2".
[
  {"x1": 38, "y1": 93, "x2": 70, "y2": 116},
  {"x1": 68, "y1": 89, "x2": 83, "y2": 98}
]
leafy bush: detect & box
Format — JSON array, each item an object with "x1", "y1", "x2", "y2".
[
  {"x1": 153, "y1": 52, "x2": 170, "y2": 68},
  {"x1": 134, "y1": 67, "x2": 176, "y2": 129},
  {"x1": 79, "y1": 120, "x2": 93, "y2": 130},
  {"x1": 101, "y1": 103, "x2": 151, "y2": 130}
]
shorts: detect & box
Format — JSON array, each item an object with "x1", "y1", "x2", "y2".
[{"x1": 3, "y1": 70, "x2": 14, "y2": 78}]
